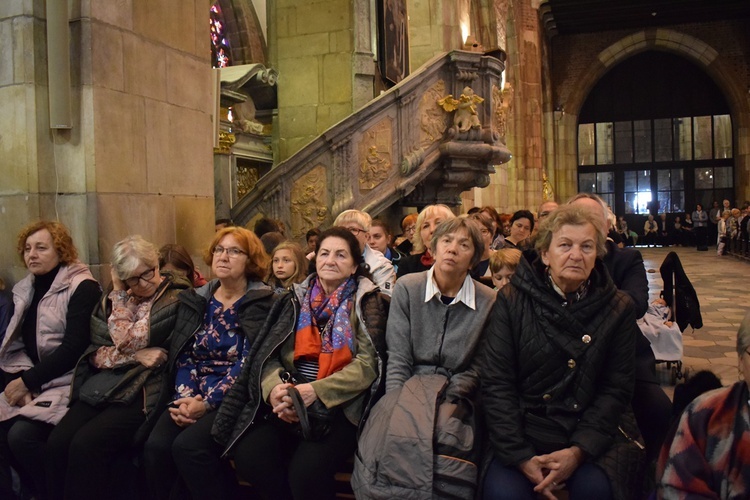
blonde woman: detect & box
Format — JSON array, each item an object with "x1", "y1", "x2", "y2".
[{"x1": 396, "y1": 204, "x2": 455, "y2": 278}]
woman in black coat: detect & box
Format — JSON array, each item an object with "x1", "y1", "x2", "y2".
[{"x1": 480, "y1": 205, "x2": 643, "y2": 500}]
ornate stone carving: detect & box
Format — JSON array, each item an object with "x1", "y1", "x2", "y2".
[
  {"x1": 290, "y1": 165, "x2": 329, "y2": 239},
  {"x1": 419, "y1": 80, "x2": 449, "y2": 147},
  {"x1": 542, "y1": 170, "x2": 554, "y2": 202},
  {"x1": 438, "y1": 86, "x2": 484, "y2": 133},
  {"x1": 358, "y1": 119, "x2": 393, "y2": 191},
  {"x1": 214, "y1": 131, "x2": 236, "y2": 155},
  {"x1": 493, "y1": 82, "x2": 514, "y2": 139},
  {"x1": 401, "y1": 147, "x2": 425, "y2": 176},
  {"x1": 360, "y1": 146, "x2": 391, "y2": 190},
  {"x1": 236, "y1": 166, "x2": 260, "y2": 199}
]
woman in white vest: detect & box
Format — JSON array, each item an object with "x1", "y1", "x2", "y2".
[{"x1": 0, "y1": 221, "x2": 99, "y2": 499}]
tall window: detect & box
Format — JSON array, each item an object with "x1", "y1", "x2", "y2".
[
  {"x1": 577, "y1": 114, "x2": 733, "y2": 215},
  {"x1": 210, "y1": 4, "x2": 231, "y2": 68}
]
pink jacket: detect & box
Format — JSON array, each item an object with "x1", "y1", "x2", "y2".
[{"x1": 0, "y1": 262, "x2": 95, "y2": 424}]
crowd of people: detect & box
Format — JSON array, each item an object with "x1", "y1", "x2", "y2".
[
  {"x1": 0, "y1": 196, "x2": 748, "y2": 500},
  {"x1": 614, "y1": 200, "x2": 750, "y2": 256}
]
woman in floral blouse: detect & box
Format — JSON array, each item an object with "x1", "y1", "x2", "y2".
[
  {"x1": 45, "y1": 235, "x2": 190, "y2": 500},
  {"x1": 143, "y1": 226, "x2": 274, "y2": 500}
]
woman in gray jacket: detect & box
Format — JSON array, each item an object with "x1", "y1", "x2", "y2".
[{"x1": 353, "y1": 217, "x2": 496, "y2": 499}]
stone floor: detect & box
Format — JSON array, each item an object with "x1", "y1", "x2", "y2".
[{"x1": 638, "y1": 245, "x2": 750, "y2": 396}]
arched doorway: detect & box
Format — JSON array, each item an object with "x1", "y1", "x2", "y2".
[{"x1": 576, "y1": 51, "x2": 734, "y2": 219}]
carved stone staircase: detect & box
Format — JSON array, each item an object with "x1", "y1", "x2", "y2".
[{"x1": 230, "y1": 50, "x2": 512, "y2": 241}]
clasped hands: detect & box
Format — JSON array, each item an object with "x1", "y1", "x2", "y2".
[
  {"x1": 169, "y1": 394, "x2": 209, "y2": 428},
  {"x1": 3, "y1": 377, "x2": 33, "y2": 407},
  {"x1": 518, "y1": 446, "x2": 585, "y2": 500},
  {"x1": 269, "y1": 383, "x2": 317, "y2": 424}
]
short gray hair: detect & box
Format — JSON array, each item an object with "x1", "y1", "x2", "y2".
[
  {"x1": 737, "y1": 310, "x2": 750, "y2": 356},
  {"x1": 535, "y1": 205, "x2": 607, "y2": 259},
  {"x1": 430, "y1": 216, "x2": 485, "y2": 269},
  {"x1": 111, "y1": 235, "x2": 160, "y2": 280}
]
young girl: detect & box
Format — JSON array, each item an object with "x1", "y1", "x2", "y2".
[
  {"x1": 266, "y1": 241, "x2": 308, "y2": 293},
  {"x1": 489, "y1": 247, "x2": 522, "y2": 290}
]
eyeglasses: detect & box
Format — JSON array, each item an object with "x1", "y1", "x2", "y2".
[
  {"x1": 212, "y1": 246, "x2": 247, "y2": 258},
  {"x1": 405, "y1": 226, "x2": 416, "y2": 233},
  {"x1": 345, "y1": 227, "x2": 367, "y2": 236},
  {"x1": 124, "y1": 268, "x2": 156, "y2": 288}
]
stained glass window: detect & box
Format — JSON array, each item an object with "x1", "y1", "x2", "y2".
[{"x1": 210, "y1": 4, "x2": 231, "y2": 68}]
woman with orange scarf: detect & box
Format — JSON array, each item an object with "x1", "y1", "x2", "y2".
[{"x1": 214, "y1": 227, "x2": 388, "y2": 500}]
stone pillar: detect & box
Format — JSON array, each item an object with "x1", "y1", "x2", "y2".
[
  {"x1": 0, "y1": 1, "x2": 215, "y2": 286},
  {"x1": 269, "y1": 0, "x2": 376, "y2": 160}
]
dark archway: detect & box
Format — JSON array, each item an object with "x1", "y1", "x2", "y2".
[{"x1": 576, "y1": 51, "x2": 735, "y2": 219}]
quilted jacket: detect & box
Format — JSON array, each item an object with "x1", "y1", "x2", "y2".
[
  {"x1": 212, "y1": 275, "x2": 388, "y2": 455},
  {"x1": 158, "y1": 279, "x2": 274, "y2": 424},
  {"x1": 70, "y1": 272, "x2": 191, "y2": 445},
  {"x1": 480, "y1": 255, "x2": 638, "y2": 470}
]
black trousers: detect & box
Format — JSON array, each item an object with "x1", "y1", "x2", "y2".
[
  {"x1": 0, "y1": 416, "x2": 53, "y2": 499},
  {"x1": 232, "y1": 412, "x2": 357, "y2": 500},
  {"x1": 143, "y1": 408, "x2": 236, "y2": 500},
  {"x1": 45, "y1": 395, "x2": 145, "y2": 500}
]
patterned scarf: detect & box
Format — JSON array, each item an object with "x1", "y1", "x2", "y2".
[{"x1": 294, "y1": 276, "x2": 357, "y2": 379}]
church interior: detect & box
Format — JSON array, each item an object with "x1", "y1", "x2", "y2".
[{"x1": 1, "y1": 0, "x2": 749, "y2": 281}]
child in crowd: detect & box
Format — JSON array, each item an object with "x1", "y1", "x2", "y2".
[
  {"x1": 489, "y1": 247, "x2": 522, "y2": 291},
  {"x1": 266, "y1": 241, "x2": 309, "y2": 293}
]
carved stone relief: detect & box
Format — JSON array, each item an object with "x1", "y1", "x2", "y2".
[
  {"x1": 290, "y1": 165, "x2": 329, "y2": 239},
  {"x1": 236, "y1": 166, "x2": 259, "y2": 198},
  {"x1": 358, "y1": 119, "x2": 393, "y2": 190},
  {"x1": 419, "y1": 80, "x2": 449, "y2": 148},
  {"x1": 492, "y1": 82, "x2": 514, "y2": 138}
]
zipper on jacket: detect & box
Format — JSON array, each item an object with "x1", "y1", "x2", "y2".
[{"x1": 222, "y1": 295, "x2": 298, "y2": 457}]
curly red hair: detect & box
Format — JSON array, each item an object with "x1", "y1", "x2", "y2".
[{"x1": 16, "y1": 221, "x2": 78, "y2": 266}]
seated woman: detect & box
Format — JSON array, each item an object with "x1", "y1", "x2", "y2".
[
  {"x1": 45, "y1": 235, "x2": 190, "y2": 500},
  {"x1": 368, "y1": 219, "x2": 406, "y2": 274},
  {"x1": 469, "y1": 212, "x2": 495, "y2": 282},
  {"x1": 657, "y1": 311, "x2": 750, "y2": 498},
  {"x1": 143, "y1": 227, "x2": 274, "y2": 499},
  {"x1": 490, "y1": 247, "x2": 522, "y2": 290},
  {"x1": 159, "y1": 243, "x2": 207, "y2": 287},
  {"x1": 213, "y1": 227, "x2": 387, "y2": 500},
  {"x1": 396, "y1": 204, "x2": 455, "y2": 278},
  {"x1": 353, "y1": 217, "x2": 496, "y2": 498},
  {"x1": 0, "y1": 221, "x2": 99, "y2": 499},
  {"x1": 394, "y1": 213, "x2": 418, "y2": 255},
  {"x1": 267, "y1": 241, "x2": 309, "y2": 294},
  {"x1": 480, "y1": 205, "x2": 644, "y2": 500},
  {"x1": 504, "y1": 210, "x2": 535, "y2": 250}
]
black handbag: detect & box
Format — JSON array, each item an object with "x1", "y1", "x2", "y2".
[
  {"x1": 279, "y1": 370, "x2": 338, "y2": 441},
  {"x1": 78, "y1": 369, "x2": 129, "y2": 407}
]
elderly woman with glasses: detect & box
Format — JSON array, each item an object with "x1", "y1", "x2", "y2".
[
  {"x1": 44, "y1": 235, "x2": 191, "y2": 500},
  {"x1": 143, "y1": 226, "x2": 274, "y2": 500},
  {"x1": 658, "y1": 311, "x2": 750, "y2": 498}
]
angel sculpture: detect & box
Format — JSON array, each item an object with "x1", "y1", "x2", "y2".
[{"x1": 437, "y1": 86, "x2": 484, "y2": 132}]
